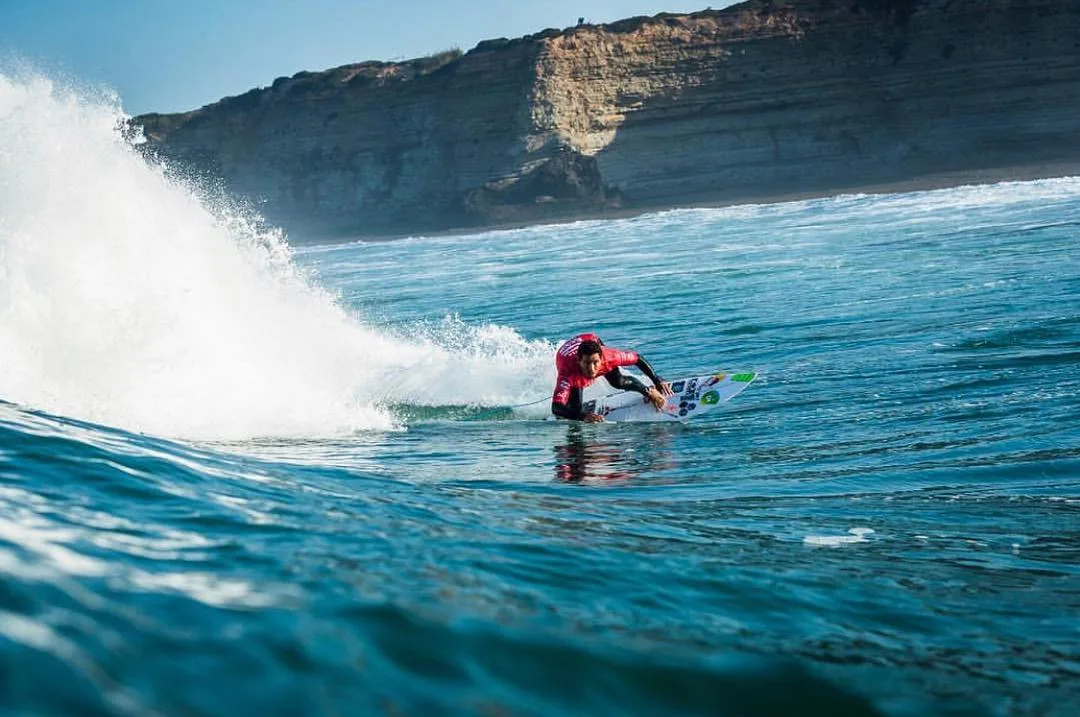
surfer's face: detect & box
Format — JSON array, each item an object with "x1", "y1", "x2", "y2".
[{"x1": 578, "y1": 352, "x2": 603, "y2": 379}]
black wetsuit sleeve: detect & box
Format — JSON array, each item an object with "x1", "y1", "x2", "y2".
[
  {"x1": 551, "y1": 386, "x2": 585, "y2": 420},
  {"x1": 634, "y1": 356, "x2": 665, "y2": 389},
  {"x1": 603, "y1": 366, "x2": 651, "y2": 396}
]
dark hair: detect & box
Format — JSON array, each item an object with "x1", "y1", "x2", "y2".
[{"x1": 577, "y1": 339, "x2": 602, "y2": 358}]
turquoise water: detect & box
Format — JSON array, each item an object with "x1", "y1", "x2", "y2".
[{"x1": 2, "y1": 78, "x2": 1080, "y2": 717}]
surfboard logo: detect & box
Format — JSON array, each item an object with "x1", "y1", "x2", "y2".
[{"x1": 701, "y1": 390, "x2": 720, "y2": 405}]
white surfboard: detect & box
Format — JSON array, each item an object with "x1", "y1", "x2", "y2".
[{"x1": 582, "y1": 371, "x2": 757, "y2": 423}]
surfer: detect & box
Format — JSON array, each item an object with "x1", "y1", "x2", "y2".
[{"x1": 551, "y1": 333, "x2": 672, "y2": 422}]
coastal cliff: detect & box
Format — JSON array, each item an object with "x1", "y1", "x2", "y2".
[{"x1": 135, "y1": 0, "x2": 1080, "y2": 239}]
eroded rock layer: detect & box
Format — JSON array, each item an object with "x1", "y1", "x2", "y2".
[{"x1": 135, "y1": 0, "x2": 1080, "y2": 238}]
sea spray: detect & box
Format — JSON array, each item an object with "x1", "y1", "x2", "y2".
[{"x1": 0, "y1": 74, "x2": 553, "y2": 439}]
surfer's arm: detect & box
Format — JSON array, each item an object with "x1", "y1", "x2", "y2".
[
  {"x1": 634, "y1": 356, "x2": 670, "y2": 395},
  {"x1": 552, "y1": 379, "x2": 588, "y2": 421},
  {"x1": 604, "y1": 367, "x2": 666, "y2": 412},
  {"x1": 551, "y1": 398, "x2": 584, "y2": 421},
  {"x1": 603, "y1": 367, "x2": 651, "y2": 397}
]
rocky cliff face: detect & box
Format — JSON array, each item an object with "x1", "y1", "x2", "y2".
[{"x1": 135, "y1": 0, "x2": 1080, "y2": 239}]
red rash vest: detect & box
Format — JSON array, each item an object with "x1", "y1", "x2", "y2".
[{"x1": 552, "y1": 333, "x2": 640, "y2": 407}]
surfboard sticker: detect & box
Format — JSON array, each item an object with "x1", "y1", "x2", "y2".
[{"x1": 582, "y1": 370, "x2": 757, "y2": 423}]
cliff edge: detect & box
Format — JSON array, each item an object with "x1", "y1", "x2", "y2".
[{"x1": 135, "y1": 0, "x2": 1080, "y2": 239}]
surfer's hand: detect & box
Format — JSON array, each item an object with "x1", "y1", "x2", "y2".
[
  {"x1": 656, "y1": 381, "x2": 673, "y2": 396},
  {"x1": 646, "y1": 388, "x2": 666, "y2": 411},
  {"x1": 583, "y1": 413, "x2": 605, "y2": 423}
]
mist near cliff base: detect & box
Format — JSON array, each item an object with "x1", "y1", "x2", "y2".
[{"x1": 0, "y1": 74, "x2": 554, "y2": 440}]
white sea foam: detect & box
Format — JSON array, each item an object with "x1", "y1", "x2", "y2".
[
  {"x1": 803, "y1": 527, "x2": 875, "y2": 547},
  {"x1": 0, "y1": 74, "x2": 553, "y2": 439}
]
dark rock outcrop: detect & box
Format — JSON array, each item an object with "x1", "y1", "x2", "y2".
[
  {"x1": 461, "y1": 148, "x2": 620, "y2": 225},
  {"x1": 134, "y1": 0, "x2": 1080, "y2": 240}
]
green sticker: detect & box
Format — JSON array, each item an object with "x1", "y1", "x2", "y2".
[
  {"x1": 701, "y1": 390, "x2": 720, "y2": 405},
  {"x1": 732, "y1": 372, "x2": 755, "y2": 383}
]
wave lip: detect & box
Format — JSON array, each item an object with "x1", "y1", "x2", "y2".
[{"x1": 0, "y1": 74, "x2": 555, "y2": 440}]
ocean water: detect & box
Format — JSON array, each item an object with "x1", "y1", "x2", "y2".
[{"x1": 1, "y1": 77, "x2": 1079, "y2": 717}]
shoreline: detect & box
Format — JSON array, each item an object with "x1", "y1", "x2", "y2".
[{"x1": 307, "y1": 162, "x2": 1080, "y2": 245}]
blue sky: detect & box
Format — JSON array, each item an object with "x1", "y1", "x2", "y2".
[{"x1": 0, "y1": 1, "x2": 736, "y2": 115}]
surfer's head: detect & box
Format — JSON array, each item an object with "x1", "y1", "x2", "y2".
[{"x1": 577, "y1": 340, "x2": 604, "y2": 378}]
